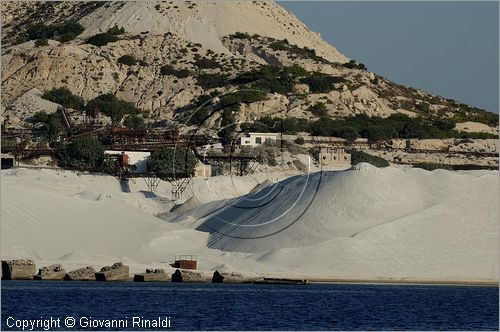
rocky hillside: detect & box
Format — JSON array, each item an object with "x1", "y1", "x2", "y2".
[{"x1": 1, "y1": 1, "x2": 497, "y2": 136}]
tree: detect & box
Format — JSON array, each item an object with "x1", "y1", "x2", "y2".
[
  {"x1": 123, "y1": 114, "x2": 145, "y2": 129},
  {"x1": 63, "y1": 136, "x2": 105, "y2": 168},
  {"x1": 147, "y1": 147, "x2": 198, "y2": 178},
  {"x1": 31, "y1": 111, "x2": 63, "y2": 139},
  {"x1": 42, "y1": 87, "x2": 85, "y2": 111},
  {"x1": 86, "y1": 93, "x2": 139, "y2": 124}
]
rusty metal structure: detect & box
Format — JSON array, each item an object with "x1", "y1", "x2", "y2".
[{"x1": 173, "y1": 255, "x2": 197, "y2": 270}]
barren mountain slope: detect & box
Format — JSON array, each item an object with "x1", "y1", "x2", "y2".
[{"x1": 1, "y1": 1, "x2": 497, "y2": 133}]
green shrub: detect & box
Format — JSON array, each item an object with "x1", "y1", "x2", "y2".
[
  {"x1": 42, "y1": 87, "x2": 85, "y2": 111},
  {"x1": 233, "y1": 32, "x2": 251, "y2": 39},
  {"x1": 87, "y1": 33, "x2": 118, "y2": 46},
  {"x1": 30, "y1": 111, "x2": 64, "y2": 139},
  {"x1": 26, "y1": 21, "x2": 84, "y2": 42},
  {"x1": 118, "y1": 55, "x2": 137, "y2": 66},
  {"x1": 343, "y1": 59, "x2": 367, "y2": 70},
  {"x1": 61, "y1": 136, "x2": 105, "y2": 168},
  {"x1": 107, "y1": 24, "x2": 126, "y2": 35},
  {"x1": 123, "y1": 114, "x2": 145, "y2": 129},
  {"x1": 159, "y1": 64, "x2": 191, "y2": 78},
  {"x1": 35, "y1": 38, "x2": 49, "y2": 47},
  {"x1": 268, "y1": 39, "x2": 328, "y2": 63},
  {"x1": 308, "y1": 102, "x2": 328, "y2": 117},
  {"x1": 86, "y1": 93, "x2": 139, "y2": 123},
  {"x1": 194, "y1": 58, "x2": 220, "y2": 69},
  {"x1": 197, "y1": 73, "x2": 229, "y2": 89},
  {"x1": 147, "y1": 147, "x2": 198, "y2": 178},
  {"x1": 349, "y1": 150, "x2": 389, "y2": 167},
  {"x1": 300, "y1": 73, "x2": 346, "y2": 93}
]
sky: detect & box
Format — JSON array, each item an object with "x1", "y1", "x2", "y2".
[{"x1": 280, "y1": 1, "x2": 499, "y2": 114}]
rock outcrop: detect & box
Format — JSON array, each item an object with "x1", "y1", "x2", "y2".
[
  {"x1": 95, "y1": 262, "x2": 129, "y2": 281},
  {"x1": 34, "y1": 264, "x2": 66, "y2": 280},
  {"x1": 212, "y1": 270, "x2": 248, "y2": 283},
  {"x1": 64, "y1": 266, "x2": 96, "y2": 281},
  {"x1": 1, "y1": 259, "x2": 36, "y2": 280}
]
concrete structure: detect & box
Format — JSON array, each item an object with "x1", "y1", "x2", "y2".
[
  {"x1": 64, "y1": 266, "x2": 96, "y2": 281},
  {"x1": 239, "y1": 132, "x2": 279, "y2": 147},
  {"x1": 105, "y1": 150, "x2": 150, "y2": 173},
  {"x1": 34, "y1": 264, "x2": 66, "y2": 280},
  {"x1": 95, "y1": 262, "x2": 129, "y2": 281},
  {"x1": 1, "y1": 259, "x2": 36, "y2": 280},
  {"x1": 194, "y1": 163, "x2": 211, "y2": 178},
  {"x1": 318, "y1": 147, "x2": 351, "y2": 167}
]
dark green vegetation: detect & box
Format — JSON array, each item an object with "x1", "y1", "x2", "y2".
[
  {"x1": 86, "y1": 93, "x2": 140, "y2": 124},
  {"x1": 123, "y1": 114, "x2": 145, "y2": 129},
  {"x1": 42, "y1": 87, "x2": 85, "y2": 111},
  {"x1": 147, "y1": 147, "x2": 198, "y2": 178},
  {"x1": 25, "y1": 21, "x2": 84, "y2": 43},
  {"x1": 300, "y1": 73, "x2": 346, "y2": 93},
  {"x1": 412, "y1": 162, "x2": 495, "y2": 171},
  {"x1": 59, "y1": 136, "x2": 105, "y2": 168},
  {"x1": 197, "y1": 73, "x2": 229, "y2": 89},
  {"x1": 87, "y1": 25, "x2": 125, "y2": 46},
  {"x1": 232, "y1": 32, "x2": 252, "y2": 39},
  {"x1": 343, "y1": 59, "x2": 367, "y2": 70},
  {"x1": 117, "y1": 55, "x2": 137, "y2": 66},
  {"x1": 268, "y1": 39, "x2": 329, "y2": 63},
  {"x1": 34, "y1": 38, "x2": 49, "y2": 47},
  {"x1": 194, "y1": 58, "x2": 221, "y2": 69},
  {"x1": 250, "y1": 113, "x2": 498, "y2": 140},
  {"x1": 349, "y1": 150, "x2": 389, "y2": 167},
  {"x1": 160, "y1": 65, "x2": 191, "y2": 78},
  {"x1": 30, "y1": 111, "x2": 64, "y2": 139},
  {"x1": 232, "y1": 64, "x2": 307, "y2": 94},
  {"x1": 307, "y1": 102, "x2": 328, "y2": 117}
]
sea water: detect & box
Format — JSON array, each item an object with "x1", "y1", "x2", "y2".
[{"x1": 1, "y1": 281, "x2": 498, "y2": 330}]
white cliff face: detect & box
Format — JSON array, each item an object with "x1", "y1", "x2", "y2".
[{"x1": 75, "y1": 1, "x2": 348, "y2": 63}]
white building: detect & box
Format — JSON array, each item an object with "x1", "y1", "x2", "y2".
[
  {"x1": 105, "y1": 150, "x2": 151, "y2": 173},
  {"x1": 239, "y1": 132, "x2": 280, "y2": 147}
]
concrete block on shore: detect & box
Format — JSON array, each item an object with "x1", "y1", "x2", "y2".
[
  {"x1": 212, "y1": 270, "x2": 248, "y2": 283},
  {"x1": 171, "y1": 269, "x2": 204, "y2": 282},
  {"x1": 64, "y1": 266, "x2": 96, "y2": 281},
  {"x1": 1, "y1": 259, "x2": 36, "y2": 280},
  {"x1": 95, "y1": 262, "x2": 129, "y2": 281},
  {"x1": 134, "y1": 268, "x2": 168, "y2": 282},
  {"x1": 34, "y1": 264, "x2": 66, "y2": 280}
]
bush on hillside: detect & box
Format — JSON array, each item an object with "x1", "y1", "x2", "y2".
[
  {"x1": 26, "y1": 21, "x2": 84, "y2": 42},
  {"x1": 117, "y1": 55, "x2": 137, "y2": 66},
  {"x1": 300, "y1": 73, "x2": 346, "y2": 93},
  {"x1": 307, "y1": 102, "x2": 328, "y2": 117},
  {"x1": 197, "y1": 73, "x2": 229, "y2": 89},
  {"x1": 42, "y1": 87, "x2": 85, "y2": 111},
  {"x1": 87, "y1": 32, "x2": 119, "y2": 46},
  {"x1": 86, "y1": 93, "x2": 139, "y2": 123},
  {"x1": 159, "y1": 65, "x2": 191, "y2": 78}
]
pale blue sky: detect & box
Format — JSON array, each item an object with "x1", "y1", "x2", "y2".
[{"x1": 280, "y1": 1, "x2": 499, "y2": 113}]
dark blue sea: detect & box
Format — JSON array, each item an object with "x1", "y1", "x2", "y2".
[{"x1": 1, "y1": 281, "x2": 498, "y2": 330}]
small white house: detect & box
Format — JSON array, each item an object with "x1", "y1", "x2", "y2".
[
  {"x1": 105, "y1": 150, "x2": 151, "y2": 173},
  {"x1": 239, "y1": 132, "x2": 279, "y2": 147}
]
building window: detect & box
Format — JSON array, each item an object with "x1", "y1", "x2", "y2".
[{"x1": 255, "y1": 137, "x2": 262, "y2": 144}]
